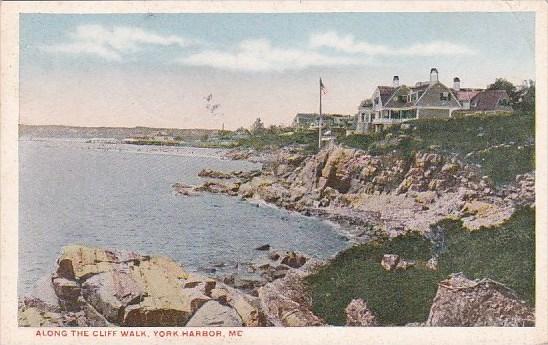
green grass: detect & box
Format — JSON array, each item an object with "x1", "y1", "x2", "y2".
[
  {"x1": 305, "y1": 207, "x2": 535, "y2": 326},
  {"x1": 472, "y1": 145, "x2": 535, "y2": 186},
  {"x1": 338, "y1": 112, "x2": 535, "y2": 185}
]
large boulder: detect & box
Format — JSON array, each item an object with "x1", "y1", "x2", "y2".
[
  {"x1": 20, "y1": 245, "x2": 270, "y2": 327},
  {"x1": 258, "y1": 272, "x2": 324, "y2": 326},
  {"x1": 81, "y1": 271, "x2": 143, "y2": 323},
  {"x1": 121, "y1": 256, "x2": 194, "y2": 326},
  {"x1": 345, "y1": 298, "x2": 378, "y2": 326},
  {"x1": 318, "y1": 148, "x2": 355, "y2": 193},
  {"x1": 426, "y1": 273, "x2": 534, "y2": 326},
  {"x1": 56, "y1": 245, "x2": 143, "y2": 281},
  {"x1": 186, "y1": 301, "x2": 243, "y2": 327},
  {"x1": 225, "y1": 290, "x2": 266, "y2": 327}
]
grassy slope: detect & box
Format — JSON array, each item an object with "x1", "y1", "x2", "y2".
[
  {"x1": 305, "y1": 207, "x2": 535, "y2": 326},
  {"x1": 340, "y1": 112, "x2": 535, "y2": 186}
]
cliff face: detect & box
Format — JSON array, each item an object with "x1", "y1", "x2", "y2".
[{"x1": 201, "y1": 145, "x2": 534, "y2": 241}]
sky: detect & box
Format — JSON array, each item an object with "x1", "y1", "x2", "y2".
[{"x1": 20, "y1": 12, "x2": 535, "y2": 130}]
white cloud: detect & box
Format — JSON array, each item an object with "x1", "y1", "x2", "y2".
[
  {"x1": 42, "y1": 24, "x2": 193, "y2": 61},
  {"x1": 309, "y1": 31, "x2": 476, "y2": 56},
  {"x1": 177, "y1": 38, "x2": 366, "y2": 72}
]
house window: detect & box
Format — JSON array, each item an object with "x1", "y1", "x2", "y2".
[
  {"x1": 418, "y1": 91, "x2": 424, "y2": 98},
  {"x1": 499, "y1": 99, "x2": 509, "y2": 106},
  {"x1": 411, "y1": 93, "x2": 417, "y2": 101},
  {"x1": 440, "y1": 92, "x2": 449, "y2": 101}
]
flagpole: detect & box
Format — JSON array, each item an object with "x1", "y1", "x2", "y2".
[{"x1": 318, "y1": 78, "x2": 322, "y2": 149}]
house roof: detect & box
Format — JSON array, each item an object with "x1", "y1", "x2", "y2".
[
  {"x1": 411, "y1": 83, "x2": 430, "y2": 92},
  {"x1": 360, "y1": 99, "x2": 373, "y2": 108},
  {"x1": 377, "y1": 86, "x2": 396, "y2": 105},
  {"x1": 384, "y1": 86, "x2": 415, "y2": 108},
  {"x1": 470, "y1": 90, "x2": 510, "y2": 110},
  {"x1": 452, "y1": 89, "x2": 481, "y2": 102}
]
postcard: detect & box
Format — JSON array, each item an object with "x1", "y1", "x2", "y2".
[{"x1": 1, "y1": 1, "x2": 547, "y2": 345}]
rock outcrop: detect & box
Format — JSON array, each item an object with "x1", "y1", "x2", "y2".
[
  {"x1": 258, "y1": 259, "x2": 326, "y2": 327},
  {"x1": 185, "y1": 300, "x2": 243, "y2": 327},
  {"x1": 426, "y1": 273, "x2": 534, "y2": 326},
  {"x1": 345, "y1": 298, "x2": 378, "y2": 326},
  {"x1": 185, "y1": 145, "x2": 535, "y2": 241},
  {"x1": 19, "y1": 245, "x2": 266, "y2": 327}
]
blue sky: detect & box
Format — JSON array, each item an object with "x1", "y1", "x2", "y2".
[{"x1": 20, "y1": 12, "x2": 535, "y2": 129}]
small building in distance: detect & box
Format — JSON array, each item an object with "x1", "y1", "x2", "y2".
[
  {"x1": 355, "y1": 68, "x2": 513, "y2": 134},
  {"x1": 292, "y1": 113, "x2": 355, "y2": 131}
]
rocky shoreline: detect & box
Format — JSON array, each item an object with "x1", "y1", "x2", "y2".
[
  {"x1": 18, "y1": 245, "x2": 321, "y2": 327},
  {"x1": 178, "y1": 144, "x2": 535, "y2": 243},
  {"x1": 19, "y1": 244, "x2": 534, "y2": 327},
  {"x1": 20, "y1": 144, "x2": 536, "y2": 327}
]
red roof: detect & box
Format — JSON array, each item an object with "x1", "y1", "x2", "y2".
[
  {"x1": 470, "y1": 90, "x2": 510, "y2": 111},
  {"x1": 454, "y1": 89, "x2": 481, "y2": 102}
]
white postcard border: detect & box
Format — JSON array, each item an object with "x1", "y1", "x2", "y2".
[{"x1": 1, "y1": 2, "x2": 547, "y2": 345}]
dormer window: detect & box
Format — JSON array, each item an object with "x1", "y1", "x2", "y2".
[
  {"x1": 499, "y1": 98, "x2": 509, "y2": 106},
  {"x1": 440, "y1": 92, "x2": 449, "y2": 101}
]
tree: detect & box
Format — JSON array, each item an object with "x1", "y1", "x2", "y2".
[
  {"x1": 516, "y1": 80, "x2": 535, "y2": 112},
  {"x1": 487, "y1": 78, "x2": 517, "y2": 102},
  {"x1": 250, "y1": 118, "x2": 265, "y2": 135}
]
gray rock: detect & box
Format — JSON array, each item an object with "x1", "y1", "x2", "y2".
[
  {"x1": 279, "y1": 251, "x2": 308, "y2": 269},
  {"x1": 258, "y1": 272, "x2": 324, "y2": 326},
  {"x1": 52, "y1": 276, "x2": 81, "y2": 302},
  {"x1": 345, "y1": 298, "x2": 378, "y2": 326},
  {"x1": 396, "y1": 259, "x2": 416, "y2": 271},
  {"x1": 380, "y1": 254, "x2": 400, "y2": 271},
  {"x1": 425, "y1": 257, "x2": 438, "y2": 271},
  {"x1": 186, "y1": 301, "x2": 243, "y2": 327},
  {"x1": 81, "y1": 271, "x2": 143, "y2": 323},
  {"x1": 426, "y1": 273, "x2": 534, "y2": 326}
]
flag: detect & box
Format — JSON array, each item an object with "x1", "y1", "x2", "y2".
[{"x1": 320, "y1": 78, "x2": 327, "y2": 95}]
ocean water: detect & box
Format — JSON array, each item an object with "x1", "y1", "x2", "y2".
[{"x1": 18, "y1": 140, "x2": 348, "y2": 294}]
